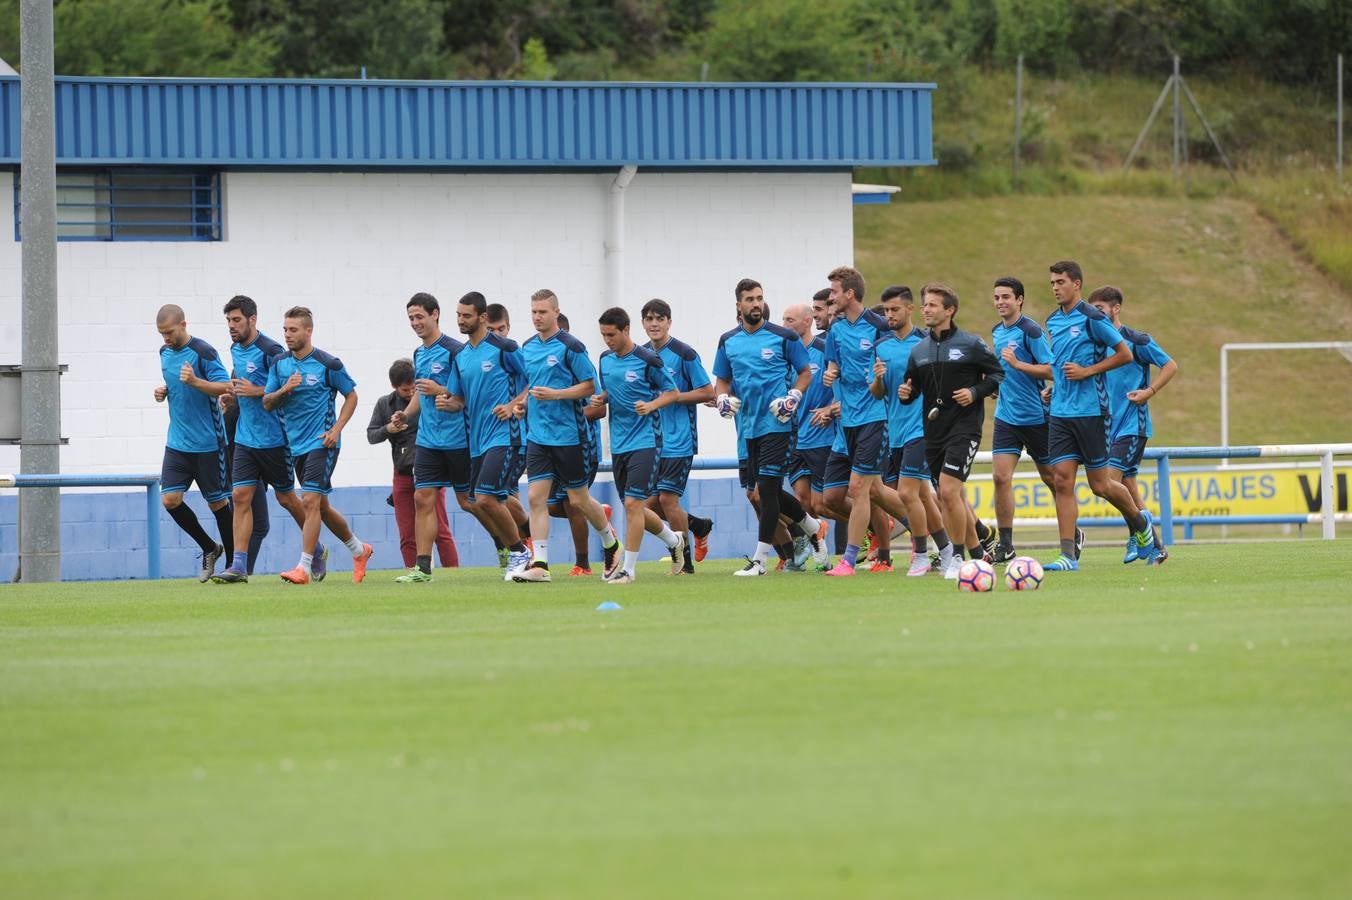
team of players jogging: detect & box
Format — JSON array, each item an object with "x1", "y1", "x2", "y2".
[{"x1": 153, "y1": 258, "x2": 1176, "y2": 586}]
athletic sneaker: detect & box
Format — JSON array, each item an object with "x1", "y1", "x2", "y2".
[
  {"x1": 513, "y1": 562, "x2": 552, "y2": 583},
  {"x1": 942, "y1": 556, "x2": 964, "y2": 580},
  {"x1": 936, "y1": 544, "x2": 955, "y2": 577},
  {"x1": 906, "y1": 554, "x2": 931, "y2": 577},
  {"x1": 668, "y1": 533, "x2": 686, "y2": 576},
  {"x1": 569, "y1": 566, "x2": 593, "y2": 577},
  {"x1": 824, "y1": 560, "x2": 856, "y2": 577},
  {"x1": 694, "y1": 532, "x2": 710, "y2": 563},
  {"x1": 198, "y1": 543, "x2": 224, "y2": 583},
  {"x1": 210, "y1": 567, "x2": 247, "y2": 584},
  {"x1": 775, "y1": 558, "x2": 786, "y2": 571},
  {"x1": 980, "y1": 525, "x2": 997, "y2": 559},
  {"x1": 811, "y1": 540, "x2": 830, "y2": 569},
  {"x1": 312, "y1": 544, "x2": 329, "y2": 582},
  {"x1": 867, "y1": 560, "x2": 893, "y2": 573},
  {"x1": 1074, "y1": 526, "x2": 1085, "y2": 557},
  {"x1": 606, "y1": 571, "x2": 636, "y2": 585},
  {"x1": 602, "y1": 534, "x2": 623, "y2": 579},
  {"x1": 1045, "y1": 555, "x2": 1079, "y2": 572},
  {"x1": 504, "y1": 549, "x2": 532, "y2": 582},
  {"x1": 733, "y1": 558, "x2": 767, "y2": 577},
  {"x1": 784, "y1": 556, "x2": 807, "y2": 573},
  {"x1": 991, "y1": 544, "x2": 1017, "y2": 564},
  {"x1": 279, "y1": 565, "x2": 311, "y2": 585},
  {"x1": 860, "y1": 529, "x2": 874, "y2": 561},
  {"x1": 1123, "y1": 533, "x2": 1140, "y2": 564},
  {"x1": 929, "y1": 550, "x2": 942, "y2": 573},
  {"x1": 1155, "y1": 546, "x2": 1170, "y2": 565},
  {"x1": 352, "y1": 543, "x2": 374, "y2": 584},
  {"x1": 497, "y1": 547, "x2": 510, "y2": 569},
  {"x1": 394, "y1": 567, "x2": 432, "y2": 583},
  {"x1": 791, "y1": 535, "x2": 813, "y2": 570}
]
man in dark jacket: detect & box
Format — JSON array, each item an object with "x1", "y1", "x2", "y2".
[
  {"x1": 367, "y1": 358, "x2": 458, "y2": 569},
  {"x1": 899, "y1": 283, "x2": 1003, "y2": 578}
]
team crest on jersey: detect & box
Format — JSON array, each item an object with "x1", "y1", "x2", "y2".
[
  {"x1": 546, "y1": 354, "x2": 559, "y2": 367},
  {"x1": 760, "y1": 347, "x2": 774, "y2": 361},
  {"x1": 809, "y1": 362, "x2": 820, "y2": 375},
  {"x1": 624, "y1": 370, "x2": 638, "y2": 382},
  {"x1": 1071, "y1": 326, "x2": 1082, "y2": 337},
  {"x1": 859, "y1": 338, "x2": 873, "y2": 351},
  {"x1": 305, "y1": 373, "x2": 319, "y2": 385},
  {"x1": 948, "y1": 348, "x2": 964, "y2": 361},
  {"x1": 431, "y1": 362, "x2": 444, "y2": 374},
  {"x1": 481, "y1": 360, "x2": 495, "y2": 373},
  {"x1": 245, "y1": 361, "x2": 257, "y2": 373},
  {"x1": 666, "y1": 366, "x2": 676, "y2": 377}
]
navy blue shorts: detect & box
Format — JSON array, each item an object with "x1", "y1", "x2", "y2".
[
  {"x1": 791, "y1": 445, "x2": 831, "y2": 493},
  {"x1": 844, "y1": 421, "x2": 887, "y2": 477},
  {"x1": 231, "y1": 444, "x2": 294, "y2": 494},
  {"x1": 746, "y1": 430, "x2": 794, "y2": 480},
  {"x1": 549, "y1": 447, "x2": 598, "y2": 505},
  {"x1": 162, "y1": 446, "x2": 230, "y2": 503},
  {"x1": 823, "y1": 450, "x2": 852, "y2": 493},
  {"x1": 655, "y1": 455, "x2": 693, "y2": 497},
  {"x1": 294, "y1": 446, "x2": 340, "y2": 495},
  {"x1": 883, "y1": 437, "x2": 930, "y2": 485},
  {"x1": 1049, "y1": 415, "x2": 1110, "y2": 470},
  {"x1": 1108, "y1": 433, "x2": 1147, "y2": 478},
  {"x1": 414, "y1": 445, "x2": 472, "y2": 494},
  {"x1": 992, "y1": 418, "x2": 1051, "y2": 465},
  {"x1": 508, "y1": 448, "x2": 527, "y2": 497},
  {"x1": 526, "y1": 441, "x2": 589, "y2": 490},
  {"x1": 470, "y1": 445, "x2": 521, "y2": 500},
  {"x1": 926, "y1": 432, "x2": 981, "y2": 483},
  {"x1": 738, "y1": 459, "x2": 755, "y2": 492},
  {"x1": 613, "y1": 448, "x2": 659, "y2": 501}
]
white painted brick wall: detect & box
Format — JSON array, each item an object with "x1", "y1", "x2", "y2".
[{"x1": 0, "y1": 170, "x2": 852, "y2": 486}]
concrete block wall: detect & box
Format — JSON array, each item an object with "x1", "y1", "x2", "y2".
[{"x1": 0, "y1": 475, "x2": 788, "y2": 581}]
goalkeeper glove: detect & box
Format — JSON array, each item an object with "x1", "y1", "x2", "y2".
[
  {"x1": 716, "y1": 393, "x2": 742, "y2": 419},
  {"x1": 769, "y1": 388, "x2": 803, "y2": 423}
]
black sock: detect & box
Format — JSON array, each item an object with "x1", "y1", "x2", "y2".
[
  {"x1": 877, "y1": 546, "x2": 891, "y2": 564},
  {"x1": 974, "y1": 519, "x2": 991, "y2": 541},
  {"x1": 833, "y1": 523, "x2": 848, "y2": 554},
  {"x1": 1061, "y1": 538, "x2": 1078, "y2": 559},
  {"x1": 518, "y1": 520, "x2": 531, "y2": 539},
  {"x1": 1129, "y1": 512, "x2": 1148, "y2": 534},
  {"x1": 998, "y1": 527, "x2": 1013, "y2": 551},
  {"x1": 168, "y1": 503, "x2": 215, "y2": 554},
  {"x1": 510, "y1": 542, "x2": 528, "y2": 554},
  {"x1": 493, "y1": 535, "x2": 505, "y2": 551},
  {"x1": 912, "y1": 535, "x2": 928, "y2": 554},
  {"x1": 683, "y1": 537, "x2": 693, "y2": 566},
  {"x1": 775, "y1": 542, "x2": 792, "y2": 561},
  {"x1": 969, "y1": 544, "x2": 985, "y2": 560},
  {"x1": 689, "y1": 515, "x2": 713, "y2": 539},
  {"x1": 416, "y1": 554, "x2": 432, "y2": 574},
  {"x1": 955, "y1": 546, "x2": 966, "y2": 561},
  {"x1": 212, "y1": 503, "x2": 234, "y2": 560},
  {"x1": 575, "y1": 550, "x2": 590, "y2": 570},
  {"x1": 756, "y1": 476, "x2": 784, "y2": 545},
  {"x1": 931, "y1": 528, "x2": 950, "y2": 551}
]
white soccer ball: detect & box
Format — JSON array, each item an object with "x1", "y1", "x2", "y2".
[
  {"x1": 957, "y1": 558, "x2": 995, "y2": 593},
  {"x1": 1004, "y1": 556, "x2": 1044, "y2": 591}
]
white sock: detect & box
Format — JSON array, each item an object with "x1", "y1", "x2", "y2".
[
  {"x1": 534, "y1": 540, "x2": 549, "y2": 565},
  {"x1": 656, "y1": 525, "x2": 679, "y2": 549},
  {"x1": 623, "y1": 549, "x2": 640, "y2": 576},
  {"x1": 300, "y1": 552, "x2": 314, "y2": 574},
  {"x1": 344, "y1": 536, "x2": 364, "y2": 557},
  {"x1": 593, "y1": 516, "x2": 618, "y2": 546},
  {"x1": 753, "y1": 541, "x2": 773, "y2": 563},
  {"x1": 798, "y1": 513, "x2": 821, "y2": 535}
]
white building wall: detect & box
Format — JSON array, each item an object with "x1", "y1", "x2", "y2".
[{"x1": 0, "y1": 170, "x2": 852, "y2": 487}]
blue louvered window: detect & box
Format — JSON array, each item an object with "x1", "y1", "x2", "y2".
[{"x1": 14, "y1": 169, "x2": 221, "y2": 241}]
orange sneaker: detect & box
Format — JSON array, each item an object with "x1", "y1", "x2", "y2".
[
  {"x1": 694, "y1": 532, "x2": 709, "y2": 563},
  {"x1": 280, "y1": 565, "x2": 310, "y2": 585},
  {"x1": 867, "y1": 560, "x2": 893, "y2": 573},
  {"x1": 775, "y1": 558, "x2": 786, "y2": 571},
  {"x1": 569, "y1": 565, "x2": 593, "y2": 576},
  {"x1": 352, "y1": 543, "x2": 374, "y2": 583},
  {"x1": 602, "y1": 503, "x2": 613, "y2": 523}
]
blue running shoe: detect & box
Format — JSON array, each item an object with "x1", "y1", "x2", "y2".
[
  {"x1": 1123, "y1": 533, "x2": 1140, "y2": 564},
  {"x1": 1138, "y1": 535, "x2": 1165, "y2": 566},
  {"x1": 1044, "y1": 555, "x2": 1079, "y2": 572},
  {"x1": 312, "y1": 543, "x2": 329, "y2": 582}
]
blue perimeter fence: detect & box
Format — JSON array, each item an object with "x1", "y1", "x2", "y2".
[{"x1": 3, "y1": 443, "x2": 1349, "y2": 582}]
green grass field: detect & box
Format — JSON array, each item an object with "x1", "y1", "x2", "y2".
[{"x1": 3, "y1": 543, "x2": 1350, "y2": 899}]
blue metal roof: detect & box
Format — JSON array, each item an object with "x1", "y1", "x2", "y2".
[{"x1": 0, "y1": 76, "x2": 934, "y2": 169}]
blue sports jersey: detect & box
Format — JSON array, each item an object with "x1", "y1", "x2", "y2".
[
  {"x1": 1105, "y1": 325, "x2": 1172, "y2": 441},
  {"x1": 823, "y1": 310, "x2": 891, "y2": 428},
  {"x1": 448, "y1": 332, "x2": 526, "y2": 457},
  {"x1": 877, "y1": 326, "x2": 926, "y2": 449},
  {"x1": 795, "y1": 335, "x2": 836, "y2": 451},
  {"x1": 230, "y1": 332, "x2": 287, "y2": 450},
  {"x1": 991, "y1": 315, "x2": 1053, "y2": 426},
  {"x1": 830, "y1": 380, "x2": 848, "y2": 455},
  {"x1": 711, "y1": 322, "x2": 809, "y2": 440},
  {"x1": 599, "y1": 346, "x2": 678, "y2": 455},
  {"x1": 520, "y1": 329, "x2": 596, "y2": 448},
  {"x1": 1045, "y1": 301, "x2": 1124, "y2": 419},
  {"x1": 413, "y1": 334, "x2": 469, "y2": 451},
  {"x1": 644, "y1": 336, "x2": 711, "y2": 459},
  {"x1": 265, "y1": 347, "x2": 357, "y2": 456},
  {"x1": 160, "y1": 337, "x2": 229, "y2": 454}
]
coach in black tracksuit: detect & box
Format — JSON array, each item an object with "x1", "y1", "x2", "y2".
[{"x1": 899, "y1": 283, "x2": 1003, "y2": 565}]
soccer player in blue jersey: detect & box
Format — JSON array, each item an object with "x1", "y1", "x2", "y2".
[
  {"x1": 263, "y1": 307, "x2": 374, "y2": 584},
  {"x1": 872, "y1": 285, "x2": 954, "y2": 577},
  {"x1": 640, "y1": 298, "x2": 716, "y2": 574},
  {"x1": 153, "y1": 304, "x2": 234, "y2": 581},
  {"x1": 212, "y1": 295, "x2": 315, "y2": 584},
  {"x1": 386, "y1": 293, "x2": 473, "y2": 583},
  {"x1": 713, "y1": 278, "x2": 821, "y2": 576},
  {"x1": 587, "y1": 307, "x2": 685, "y2": 584},
  {"x1": 1042, "y1": 261, "x2": 1160, "y2": 570},
  {"x1": 437, "y1": 291, "x2": 534, "y2": 579},
  {"x1": 512, "y1": 289, "x2": 622, "y2": 582},
  {"x1": 1088, "y1": 286, "x2": 1178, "y2": 563},
  {"x1": 820, "y1": 266, "x2": 898, "y2": 576},
  {"x1": 782, "y1": 297, "x2": 835, "y2": 570},
  {"x1": 988, "y1": 277, "x2": 1058, "y2": 563}
]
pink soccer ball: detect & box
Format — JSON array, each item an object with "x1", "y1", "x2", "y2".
[
  {"x1": 1004, "y1": 556, "x2": 1045, "y2": 591},
  {"x1": 957, "y1": 559, "x2": 995, "y2": 593}
]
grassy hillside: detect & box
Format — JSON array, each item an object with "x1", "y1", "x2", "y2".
[{"x1": 855, "y1": 194, "x2": 1352, "y2": 448}]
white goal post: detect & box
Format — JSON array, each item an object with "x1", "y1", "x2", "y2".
[{"x1": 1220, "y1": 342, "x2": 1352, "y2": 455}]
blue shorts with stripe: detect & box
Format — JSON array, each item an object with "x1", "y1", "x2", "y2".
[
  {"x1": 1048, "y1": 415, "x2": 1110, "y2": 470},
  {"x1": 746, "y1": 431, "x2": 794, "y2": 481},
  {"x1": 654, "y1": 455, "x2": 694, "y2": 497},
  {"x1": 526, "y1": 441, "x2": 590, "y2": 491},
  {"x1": 414, "y1": 446, "x2": 472, "y2": 494},
  {"x1": 991, "y1": 417, "x2": 1051, "y2": 466},
  {"x1": 548, "y1": 446, "x2": 598, "y2": 505},
  {"x1": 162, "y1": 446, "x2": 230, "y2": 504},
  {"x1": 844, "y1": 421, "x2": 887, "y2": 477},
  {"x1": 294, "y1": 446, "x2": 340, "y2": 494},
  {"x1": 613, "y1": 448, "x2": 659, "y2": 501},
  {"x1": 790, "y1": 445, "x2": 831, "y2": 493},
  {"x1": 883, "y1": 437, "x2": 930, "y2": 485},
  {"x1": 231, "y1": 444, "x2": 294, "y2": 494},
  {"x1": 471, "y1": 445, "x2": 523, "y2": 501},
  {"x1": 1108, "y1": 433, "x2": 1147, "y2": 478}
]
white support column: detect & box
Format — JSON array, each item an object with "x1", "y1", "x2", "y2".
[{"x1": 1321, "y1": 451, "x2": 1336, "y2": 540}]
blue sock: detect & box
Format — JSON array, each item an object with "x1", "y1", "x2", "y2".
[
  {"x1": 231, "y1": 551, "x2": 247, "y2": 571},
  {"x1": 843, "y1": 543, "x2": 860, "y2": 567}
]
